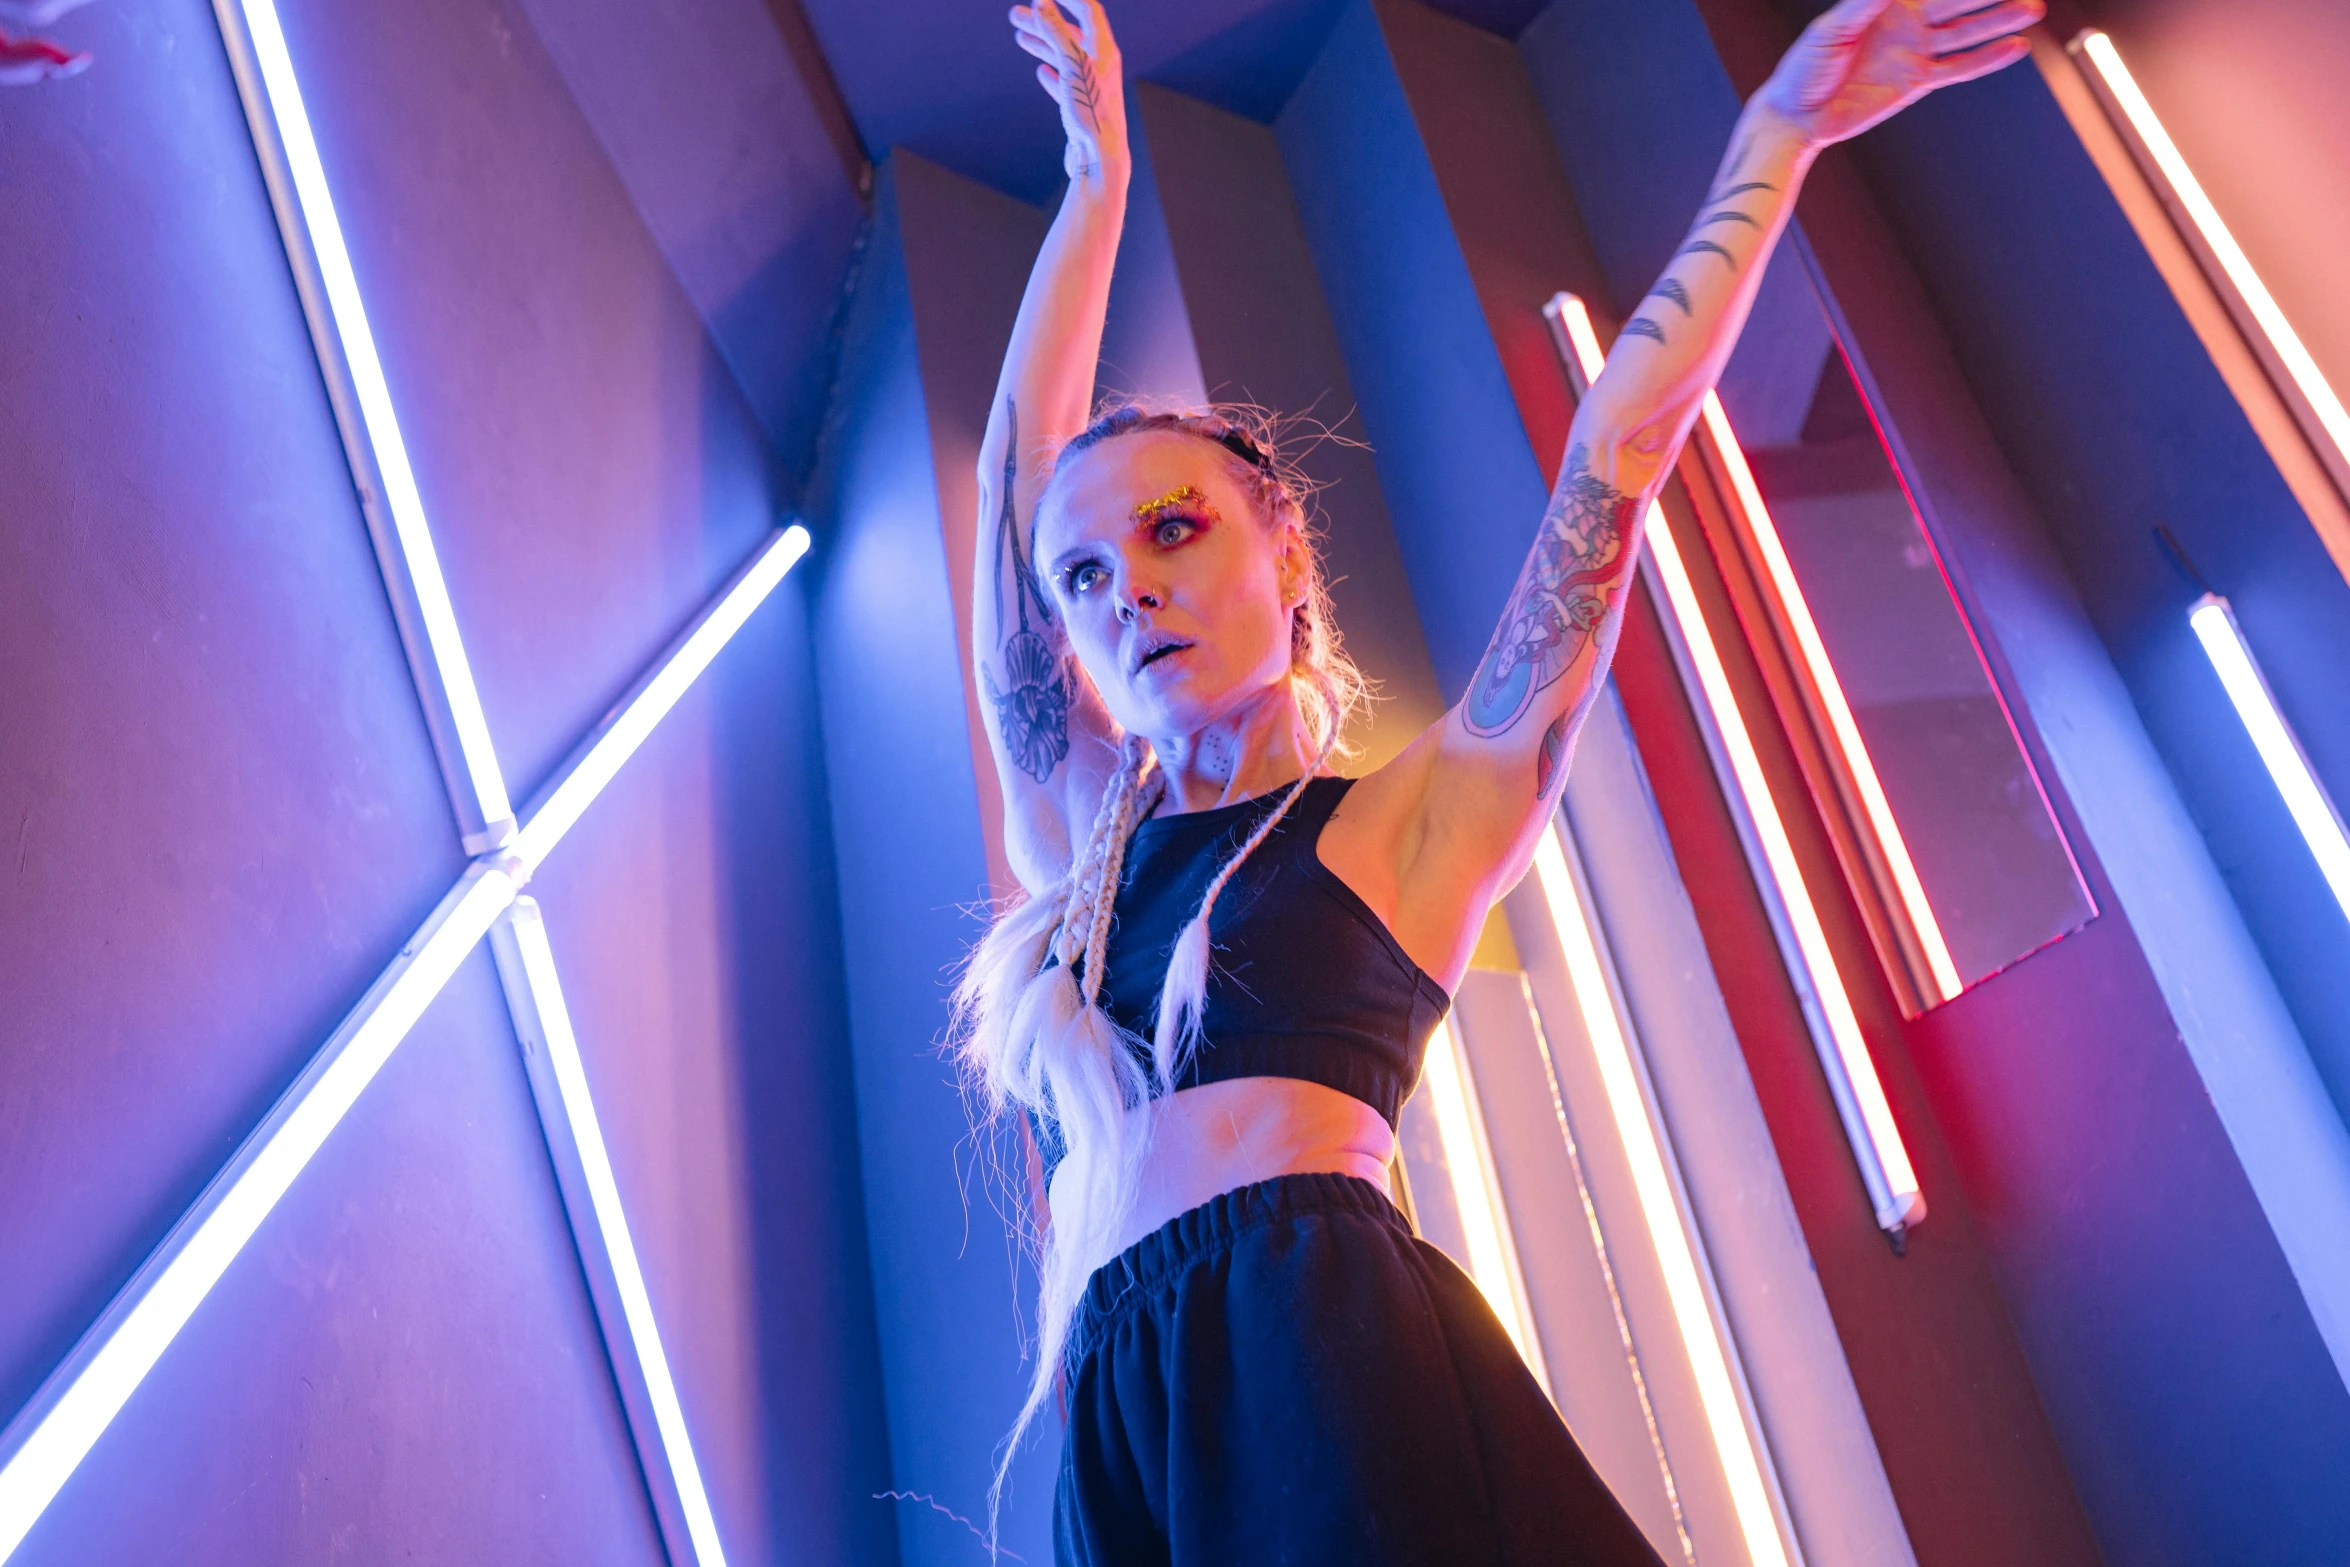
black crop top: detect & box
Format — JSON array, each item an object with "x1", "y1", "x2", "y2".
[{"x1": 1034, "y1": 776, "x2": 1451, "y2": 1170}]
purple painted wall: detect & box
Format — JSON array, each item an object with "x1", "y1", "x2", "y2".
[
  {"x1": 1, "y1": 0, "x2": 889, "y2": 1560},
  {"x1": 511, "y1": 0, "x2": 868, "y2": 480}
]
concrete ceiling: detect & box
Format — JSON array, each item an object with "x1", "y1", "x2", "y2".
[
  {"x1": 515, "y1": 0, "x2": 1548, "y2": 486},
  {"x1": 800, "y1": 0, "x2": 1549, "y2": 204}
]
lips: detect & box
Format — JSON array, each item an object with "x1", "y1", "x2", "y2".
[{"x1": 1130, "y1": 635, "x2": 1193, "y2": 676}]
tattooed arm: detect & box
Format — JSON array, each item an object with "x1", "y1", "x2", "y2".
[
  {"x1": 1355, "y1": 0, "x2": 2037, "y2": 961},
  {"x1": 975, "y1": 1, "x2": 1129, "y2": 891}
]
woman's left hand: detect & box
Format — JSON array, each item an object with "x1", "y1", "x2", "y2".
[{"x1": 1755, "y1": 0, "x2": 2041, "y2": 150}]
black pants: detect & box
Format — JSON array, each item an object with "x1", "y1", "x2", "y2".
[{"x1": 1055, "y1": 1173, "x2": 1668, "y2": 1566}]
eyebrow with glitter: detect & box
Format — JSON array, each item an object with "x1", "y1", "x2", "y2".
[{"x1": 1133, "y1": 485, "x2": 1209, "y2": 522}]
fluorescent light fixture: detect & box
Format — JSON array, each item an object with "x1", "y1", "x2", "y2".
[
  {"x1": 1696, "y1": 395, "x2": 1963, "y2": 1003},
  {"x1": 493, "y1": 902, "x2": 728, "y2": 1567},
  {"x1": 515, "y1": 526, "x2": 811, "y2": 873},
  {"x1": 225, "y1": 0, "x2": 513, "y2": 837},
  {"x1": 2073, "y1": 30, "x2": 2350, "y2": 502},
  {"x1": 1531, "y1": 829, "x2": 1789, "y2": 1567},
  {"x1": 0, "y1": 503, "x2": 808, "y2": 1558},
  {"x1": 0, "y1": 864, "x2": 519, "y2": 1563},
  {"x1": 1420, "y1": 1017, "x2": 1550, "y2": 1390},
  {"x1": 2191, "y1": 594, "x2": 2350, "y2": 921},
  {"x1": 0, "y1": 8, "x2": 821, "y2": 1555},
  {"x1": 1550, "y1": 295, "x2": 1923, "y2": 1234}
]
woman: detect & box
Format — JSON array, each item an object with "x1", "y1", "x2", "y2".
[{"x1": 958, "y1": 0, "x2": 2037, "y2": 1559}]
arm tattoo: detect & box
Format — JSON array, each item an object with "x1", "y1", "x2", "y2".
[
  {"x1": 1644, "y1": 278, "x2": 1693, "y2": 316},
  {"x1": 1462, "y1": 444, "x2": 1637, "y2": 792},
  {"x1": 1620, "y1": 317, "x2": 1668, "y2": 345},
  {"x1": 1536, "y1": 714, "x2": 1571, "y2": 799},
  {"x1": 1064, "y1": 50, "x2": 1103, "y2": 134},
  {"x1": 1710, "y1": 180, "x2": 1777, "y2": 201},
  {"x1": 1696, "y1": 209, "x2": 1762, "y2": 232},
  {"x1": 1722, "y1": 130, "x2": 1754, "y2": 180},
  {"x1": 1677, "y1": 238, "x2": 1736, "y2": 269},
  {"x1": 981, "y1": 400, "x2": 1073, "y2": 783}
]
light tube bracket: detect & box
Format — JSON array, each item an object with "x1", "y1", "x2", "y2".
[
  {"x1": 213, "y1": 0, "x2": 516, "y2": 852},
  {"x1": 0, "y1": 5, "x2": 818, "y2": 1539},
  {"x1": 1543, "y1": 293, "x2": 1924, "y2": 1241},
  {"x1": 491, "y1": 901, "x2": 730, "y2": 1567}
]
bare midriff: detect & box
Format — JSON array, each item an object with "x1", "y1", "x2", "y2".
[{"x1": 1052, "y1": 1075, "x2": 1397, "y2": 1264}]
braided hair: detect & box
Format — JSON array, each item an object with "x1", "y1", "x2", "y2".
[{"x1": 953, "y1": 404, "x2": 1368, "y2": 1527}]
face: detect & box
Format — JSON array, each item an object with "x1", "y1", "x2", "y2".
[{"x1": 1035, "y1": 431, "x2": 1305, "y2": 741}]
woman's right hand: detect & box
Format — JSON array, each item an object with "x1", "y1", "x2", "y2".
[{"x1": 1011, "y1": 2, "x2": 1127, "y2": 184}]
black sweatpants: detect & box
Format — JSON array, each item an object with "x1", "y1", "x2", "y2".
[{"x1": 1055, "y1": 1173, "x2": 1668, "y2": 1566}]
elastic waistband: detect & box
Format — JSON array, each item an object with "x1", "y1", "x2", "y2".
[{"x1": 1070, "y1": 1172, "x2": 1404, "y2": 1366}]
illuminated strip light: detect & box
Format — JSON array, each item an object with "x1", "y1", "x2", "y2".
[
  {"x1": 516, "y1": 526, "x2": 811, "y2": 874},
  {"x1": 1552, "y1": 296, "x2": 1923, "y2": 1234},
  {"x1": 1696, "y1": 395, "x2": 1963, "y2": 1003},
  {"x1": 1420, "y1": 1018, "x2": 1551, "y2": 1391},
  {"x1": 0, "y1": 526, "x2": 814, "y2": 1560},
  {"x1": 2, "y1": 4, "x2": 817, "y2": 1542},
  {"x1": 0, "y1": 864, "x2": 520, "y2": 1564},
  {"x1": 1531, "y1": 830, "x2": 1789, "y2": 1567},
  {"x1": 2190, "y1": 595, "x2": 2350, "y2": 921},
  {"x1": 2073, "y1": 30, "x2": 2350, "y2": 505},
  {"x1": 221, "y1": 0, "x2": 513, "y2": 840},
  {"x1": 492, "y1": 902, "x2": 729, "y2": 1567}
]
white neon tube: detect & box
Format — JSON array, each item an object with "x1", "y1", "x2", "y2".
[
  {"x1": 2075, "y1": 31, "x2": 2350, "y2": 478},
  {"x1": 1532, "y1": 830, "x2": 1788, "y2": 1567},
  {"x1": 1697, "y1": 395, "x2": 1962, "y2": 1003},
  {"x1": 0, "y1": 513, "x2": 810, "y2": 1556},
  {"x1": 501, "y1": 904, "x2": 728, "y2": 1567},
  {"x1": 2191, "y1": 595, "x2": 2350, "y2": 921},
  {"x1": 1421, "y1": 1018, "x2": 1549, "y2": 1389},
  {"x1": 515, "y1": 525, "x2": 810, "y2": 873},
  {"x1": 0, "y1": 864, "x2": 518, "y2": 1564},
  {"x1": 234, "y1": 0, "x2": 512, "y2": 828},
  {"x1": 1554, "y1": 297, "x2": 1922, "y2": 1231}
]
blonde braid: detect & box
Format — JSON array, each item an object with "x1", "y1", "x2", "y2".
[{"x1": 1081, "y1": 762, "x2": 1163, "y2": 1007}]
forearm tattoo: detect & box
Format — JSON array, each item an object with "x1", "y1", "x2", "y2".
[
  {"x1": 1462, "y1": 444, "x2": 1638, "y2": 797},
  {"x1": 981, "y1": 400, "x2": 1073, "y2": 783},
  {"x1": 1621, "y1": 151, "x2": 1780, "y2": 349}
]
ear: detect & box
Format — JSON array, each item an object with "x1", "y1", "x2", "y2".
[{"x1": 1274, "y1": 521, "x2": 1309, "y2": 609}]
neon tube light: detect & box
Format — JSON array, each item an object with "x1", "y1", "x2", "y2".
[
  {"x1": 1696, "y1": 395, "x2": 1963, "y2": 1003},
  {"x1": 0, "y1": 7, "x2": 820, "y2": 1550},
  {"x1": 1531, "y1": 830, "x2": 1789, "y2": 1567},
  {"x1": 0, "y1": 506, "x2": 809, "y2": 1560},
  {"x1": 495, "y1": 902, "x2": 729, "y2": 1567},
  {"x1": 0, "y1": 864, "x2": 520, "y2": 1563},
  {"x1": 229, "y1": 0, "x2": 513, "y2": 833},
  {"x1": 2073, "y1": 30, "x2": 2350, "y2": 496},
  {"x1": 515, "y1": 525, "x2": 810, "y2": 873},
  {"x1": 1553, "y1": 295, "x2": 1922, "y2": 1233},
  {"x1": 1421, "y1": 1018, "x2": 1550, "y2": 1390},
  {"x1": 2190, "y1": 595, "x2": 2350, "y2": 921}
]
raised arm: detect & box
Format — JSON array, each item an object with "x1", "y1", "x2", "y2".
[
  {"x1": 1409, "y1": 0, "x2": 2036, "y2": 898},
  {"x1": 974, "y1": 0, "x2": 1130, "y2": 894}
]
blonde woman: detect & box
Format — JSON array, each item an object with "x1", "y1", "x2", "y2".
[{"x1": 958, "y1": 0, "x2": 2038, "y2": 1559}]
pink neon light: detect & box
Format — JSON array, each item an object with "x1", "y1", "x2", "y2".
[
  {"x1": 1696, "y1": 393, "x2": 1963, "y2": 1003},
  {"x1": 1555, "y1": 298, "x2": 1922, "y2": 1226}
]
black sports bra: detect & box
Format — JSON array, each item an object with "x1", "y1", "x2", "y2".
[{"x1": 1036, "y1": 776, "x2": 1451, "y2": 1170}]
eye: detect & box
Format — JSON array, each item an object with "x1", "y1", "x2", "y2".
[
  {"x1": 1151, "y1": 516, "x2": 1196, "y2": 548},
  {"x1": 1065, "y1": 561, "x2": 1107, "y2": 594}
]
